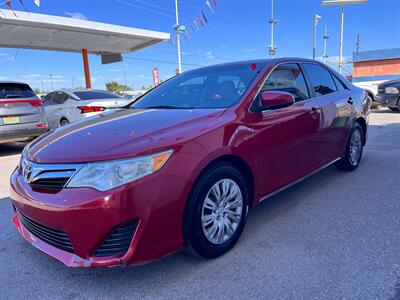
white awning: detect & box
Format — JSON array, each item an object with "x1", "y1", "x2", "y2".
[{"x1": 0, "y1": 10, "x2": 170, "y2": 55}]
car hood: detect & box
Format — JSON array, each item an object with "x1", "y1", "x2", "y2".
[{"x1": 27, "y1": 108, "x2": 226, "y2": 163}]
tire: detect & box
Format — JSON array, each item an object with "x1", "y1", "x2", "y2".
[
  {"x1": 183, "y1": 162, "x2": 248, "y2": 258},
  {"x1": 335, "y1": 123, "x2": 364, "y2": 171},
  {"x1": 389, "y1": 107, "x2": 399, "y2": 112},
  {"x1": 60, "y1": 119, "x2": 69, "y2": 127}
]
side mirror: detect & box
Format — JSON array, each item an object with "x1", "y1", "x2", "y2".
[{"x1": 259, "y1": 91, "x2": 295, "y2": 111}]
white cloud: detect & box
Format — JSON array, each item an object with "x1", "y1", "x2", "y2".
[
  {"x1": 65, "y1": 12, "x2": 88, "y2": 20},
  {"x1": 242, "y1": 48, "x2": 256, "y2": 53},
  {"x1": 204, "y1": 51, "x2": 215, "y2": 60}
]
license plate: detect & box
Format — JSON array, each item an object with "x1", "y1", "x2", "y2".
[{"x1": 3, "y1": 116, "x2": 20, "y2": 124}]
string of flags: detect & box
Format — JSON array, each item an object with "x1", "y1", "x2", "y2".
[
  {"x1": 169, "y1": 0, "x2": 217, "y2": 46},
  {"x1": 0, "y1": 0, "x2": 40, "y2": 17}
]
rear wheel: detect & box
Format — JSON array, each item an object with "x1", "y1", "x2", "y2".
[
  {"x1": 60, "y1": 119, "x2": 69, "y2": 127},
  {"x1": 335, "y1": 123, "x2": 364, "y2": 171},
  {"x1": 183, "y1": 163, "x2": 248, "y2": 258}
]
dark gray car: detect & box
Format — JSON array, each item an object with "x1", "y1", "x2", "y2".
[
  {"x1": 376, "y1": 78, "x2": 400, "y2": 111},
  {"x1": 0, "y1": 82, "x2": 49, "y2": 144}
]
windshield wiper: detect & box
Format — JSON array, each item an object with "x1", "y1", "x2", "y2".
[{"x1": 145, "y1": 105, "x2": 193, "y2": 109}]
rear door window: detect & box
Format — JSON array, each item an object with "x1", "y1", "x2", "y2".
[
  {"x1": 43, "y1": 93, "x2": 55, "y2": 106},
  {"x1": 0, "y1": 83, "x2": 36, "y2": 99},
  {"x1": 302, "y1": 63, "x2": 337, "y2": 97},
  {"x1": 262, "y1": 63, "x2": 309, "y2": 102}
]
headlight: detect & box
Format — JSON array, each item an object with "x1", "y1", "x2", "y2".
[
  {"x1": 385, "y1": 87, "x2": 399, "y2": 94},
  {"x1": 67, "y1": 150, "x2": 173, "y2": 191}
]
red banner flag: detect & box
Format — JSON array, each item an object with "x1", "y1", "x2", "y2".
[
  {"x1": 198, "y1": 15, "x2": 204, "y2": 27},
  {"x1": 213, "y1": 0, "x2": 217, "y2": 7},
  {"x1": 6, "y1": 1, "x2": 18, "y2": 17},
  {"x1": 153, "y1": 67, "x2": 160, "y2": 86}
]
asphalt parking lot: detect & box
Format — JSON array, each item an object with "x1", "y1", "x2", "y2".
[{"x1": 0, "y1": 109, "x2": 399, "y2": 299}]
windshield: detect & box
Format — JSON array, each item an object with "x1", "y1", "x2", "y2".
[
  {"x1": 133, "y1": 63, "x2": 265, "y2": 109},
  {"x1": 73, "y1": 91, "x2": 122, "y2": 100},
  {"x1": 0, "y1": 83, "x2": 36, "y2": 99}
]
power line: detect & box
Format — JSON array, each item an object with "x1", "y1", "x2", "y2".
[
  {"x1": 180, "y1": 1, "x2": 266, "y2": 31},
  {"x1": 123, "y1": 56, "x2": 205, "y2": 67},
  {"x1": 115, "y1": 0, "x2": 175, "y2": 19},
  {"x1": 114, "y1": 0, "x2": 264, "y2": 40}
]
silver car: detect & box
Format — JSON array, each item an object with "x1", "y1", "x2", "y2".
[
  {"x1": 43, "y1": 89, "x2": 132, "y2": 130},
  {"x1": 0, "y1": 81, "x2": 49, "y2": 144}
]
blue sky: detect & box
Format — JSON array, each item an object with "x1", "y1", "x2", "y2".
[{"x1": 0, "y1": 0, "x2": 399, "y2": 91}]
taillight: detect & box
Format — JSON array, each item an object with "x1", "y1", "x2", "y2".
[
  {"x1": 28, "y1": 99, "x2": 42, "y2": 107},
  {"x1": 0, "y1": 99, "x2": 42, "y2": 107},
  {"x1": 77, "y1": 106, "x2": 106, "y2": 114}
]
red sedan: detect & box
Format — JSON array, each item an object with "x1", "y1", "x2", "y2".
[{"x1": 10, "y1": 58, "x2": 370, "y2": 267}]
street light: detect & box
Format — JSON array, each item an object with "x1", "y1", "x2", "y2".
[
  {"x1": 268, "y1": 0, "x2": 278, "y2": 57},
  {"x1": 323, "y1": 26, "x2": 330, "y2": 64},
  {"x1": 313, "y1": 14, "x2": 322, "y2": 60},
  {"x1": 174, "y1": 0, "x2": 182, "y2": 74},
  {"x1": 321, "y1": 0, "x2": 367, "y2": 73}
]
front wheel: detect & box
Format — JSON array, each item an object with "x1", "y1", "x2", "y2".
[
  {"x1": 183, "y1": 163, "x2": 248, "y2": 258},
  {"x1": 335, "y1": 123, "x2": 364, "y2": 171}
]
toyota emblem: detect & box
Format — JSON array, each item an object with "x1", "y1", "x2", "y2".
[{"x1": 23, "y1": 162, "x2": 33, "y2": 183}]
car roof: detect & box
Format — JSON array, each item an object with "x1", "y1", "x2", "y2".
[
  {"x1": 0, "y1": 81, "x2": 31, "y2": 85},
  {"x1": 59, "y1": 89, "x2": 113, "y2": 93},
  {"x1": 184, "y1": 57, "x2": 320, "y2": 72},
  {"x1": 380, "y1": 78, "x2": 400, "y2": 85}
]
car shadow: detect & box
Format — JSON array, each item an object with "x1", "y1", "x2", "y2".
[{"x1": 0, "y1": 142, "x2": 27, "y2": 157}]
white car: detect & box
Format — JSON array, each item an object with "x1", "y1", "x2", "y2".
[
  {"x1": 43, "y1": 89, "x2": 131, "y2": 130},
  {"x1": 352, "y1": 80, "x2": 382, "y2": 102}
]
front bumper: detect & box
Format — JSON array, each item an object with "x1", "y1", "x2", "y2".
[
  {"x1": 375, "y1": 94, "x2": 399, "y2": 107},
  {"x1": 9, "y1": 163, "x2": 189, "y2": 267}
]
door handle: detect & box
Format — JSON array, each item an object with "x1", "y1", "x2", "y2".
[
  {"x1": 310, "y1": 107, "x2": 319, "y2": 119},
  {"x1": 347, "y1": 97, "x2": 354, "y2": 105}
]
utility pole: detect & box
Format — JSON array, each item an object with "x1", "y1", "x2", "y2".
[
  {"x1": 268, "y1": 0, "x2": 277, "y2": 57},
  {"x1": 123, "y1": 69, "x2": 127, "y2": 89},
  {"x1": 313, "y1": 14, "x2": 322, "y2": 60},
  {"x1": 355, "y1": 33, "x2": 360, "y2": 54},
  {"x1": 40, "y1": 80, "x2": 44, "y2": 93},
  {"x1": 339, "y1": 4, "x2": 344, "y2": 73},
  {"x1": 323, "y1": 25, "x2": 330, "y2": 63},
  {"x1": 174, "y1": 0, "x2": 182, "y2": 74},
  {"x1": 49, "y1": 74, "x2": 53, "y2": 90}
]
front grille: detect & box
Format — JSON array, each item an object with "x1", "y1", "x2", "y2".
[
  {"x1": 94, "y1": 220, "x2": 138, "y2": 257},
  {"x1": 30, "y1": 176, "x2": 71, "y2": 190},
  {"x1": 20, "y1": 157, "x2": 81, "y2": 190},
  {"x1": 17, "y1": 210, "x2": 75, "y2": 253}
]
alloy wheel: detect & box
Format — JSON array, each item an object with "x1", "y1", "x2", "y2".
[
  {"x1": 201, "y1": 179, "x2": 243, "y2": 245},
  {"x1": 349, "y1": 128, "x2": 362, "y2": 166}
]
